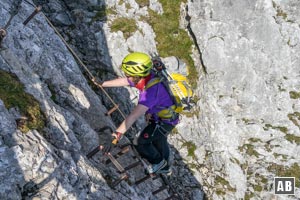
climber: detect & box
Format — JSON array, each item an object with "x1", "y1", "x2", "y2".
[{"x1": 100, "y1": 52, "x2": 179, "y2": 175}]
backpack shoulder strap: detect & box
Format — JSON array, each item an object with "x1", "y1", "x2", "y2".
[{"x1": 144, "y1": 77, "x2": 162, "y2": 90}]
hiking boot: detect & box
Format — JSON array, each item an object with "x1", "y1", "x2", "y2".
[
  {"x1": 147, "y1": 159, "x2": 167, "y2": 174},
  {"x1": 156, "y1": 165, "x2": 172, "y2": 175}
]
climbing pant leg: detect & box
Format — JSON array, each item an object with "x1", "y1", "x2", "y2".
[
  {"x1": 152, "y1": 123, "x2": 174, "y2": 162},
  {"x1": 135, "y1": 122, "x2": 174, "y2": 164}
]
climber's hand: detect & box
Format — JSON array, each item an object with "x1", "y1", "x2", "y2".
[
  {"x1": 102, "y1": 142, "x2": 113, "y2": 154},
  {"x1": 101, "y1": 132, "x2": 123, "y2": 154},
  {"x1": 91, "y1": 77, "x2": 104, "y2": 87}
]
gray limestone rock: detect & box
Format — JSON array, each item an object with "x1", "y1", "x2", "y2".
[{"x1": 1, "y1": 0, "x2": 299, "y2": 199}]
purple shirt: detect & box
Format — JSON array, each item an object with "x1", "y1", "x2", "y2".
[{"x1": 127, "y1": 76, "x2": 179, "y2": 125}]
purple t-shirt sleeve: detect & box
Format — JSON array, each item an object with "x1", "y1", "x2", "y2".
[{"x1": 127, "y1": 78, "x2": 135, "y2": 87}]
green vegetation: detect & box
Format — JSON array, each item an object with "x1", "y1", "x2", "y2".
[
  {"x1": 230, "y1": 157, "x2": 240, "y2": 165},
  {"x1": 248, "y1": 138, "x2": 262, "y2": 143},
  {"x1": 244, "y1": 192, "x2": 255, "y2": 200},
  {"x1": 288, "y1": 112, "x2": 300, "y2": 128},
  {"x1": 239, "y1": 144, "x2": 260, "y2": 157},
  {"x1": 263, "y1": 124, "x2": 288, "y2": 134},
  {"x1": 171, "y1": 127, "x2": 179, "y2": 135},
  {"x1": 258, "y1": 175, "x2": 268, "y2": 184},
  {"x1": 272, "y1": 1, "x2": 294, "y2": 23},
  {"x1": 146, "y1": 1, "x2": 198, "y2": 88},
  {"x1": 182, "y1": 107, "x2": 200, "y2": 118},
  {"x1": 289, "y1": 91, "x2": 300, "y2": 99},
  {"x1": 105, "y1": 1, "x2": 198, "y2": 86},
  {"x1": 117, "y1": 0, "x2": 131, "y2": 9},
  {"x1": 284, "y1": 134, "x2": 300, "y2": 145},
  {"x1": 90, "y1": 6, "x2": 117, "y2": 23},
  {"x1": 272, "y1": 1, "x2": 287, "y2": 20},
  {"x1": 215, "y1": 175, "x2": 236, "y2": 195},
  {"x1": 187, "y1": 162, "x2": 200, "y2": 171},
  {"x1": 252, "y1": 174, "x2": 268, "y2": 192},
  {"x1": 242, "y1": 118, "x2": 251, "y2": 124},
  {"x1": 92, "y1": 6, "x2": 107, "y2": 21},
  {"x1": 182, "y1": 141, "x2": 196, "y2": 158},
  {"x1": 244, "y1": 172, "x2": 269, "y2": 199},
  {"x1": 273, "y1": 153, "x2": 288, "y2": 160},
  {"x1": 0, "y1": 70, "x2": 45, "y2": 132},
  {"x1": 278, "y1": 84, "x2": 286, "y2": 92},
  {"x1": 253, "y1": 184, "x2": 263, "y2": 192},
  {"x1": 125, "y1": 3, "x2": 131, "y2": 10},
  {"x1": 136, "y1": 0, "x2": 149, "y2": 7},
  {"x1": 267, "y1": 163, "x2": 300, "y2": 187},
  {"x1": 264, "y1": 122, "x2": 300, "y2": 144},
  {"x1": 215, "y1": 188, "x2": 226, "y2": 196},
  {"x1": 110, "y1": 17, "x2": 138, "y2": 39}
]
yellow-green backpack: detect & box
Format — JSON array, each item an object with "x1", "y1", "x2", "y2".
[{"x1": 145, "y1": 59, "x2": 194, "y2": 120}]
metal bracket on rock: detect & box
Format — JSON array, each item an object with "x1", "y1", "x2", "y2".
[
  {"x1": 0, "y1": 29, "x2": 7, "y2": 47},
  {"x1": 23, "y1": 5, "x2": 42, "y2": 26}
]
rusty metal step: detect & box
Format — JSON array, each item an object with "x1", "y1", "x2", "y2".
[
  {"x1": 152, "y1": 185, "x2": 168, "y2": 195},
  {"x1": 105, "y1": 145, "x2": 131, "y2": 164},
  {"x1": 86, "y1": 139, "x2": 181, "y2": 199}
]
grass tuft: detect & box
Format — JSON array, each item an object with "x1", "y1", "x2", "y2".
[
  {"x1": 182, "y1": 141, "x2": 196, "y2": 158},
  {"x1": 0, "y1": 70, "x2": 45, "y2": 132},
  {"x1": 110, "y1": 17, "x2": 138, "y2": 39},
  {"x1": 147, "y1": 1, "x2": 198, "y2": 87}
]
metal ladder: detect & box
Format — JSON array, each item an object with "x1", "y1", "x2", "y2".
[{"x1": 87, "y1": 142, "x2": 182, "y2": 200}]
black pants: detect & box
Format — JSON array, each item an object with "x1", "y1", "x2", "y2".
[{"x1": 135, "y1": 122, "x2": 174, "y2": 164}]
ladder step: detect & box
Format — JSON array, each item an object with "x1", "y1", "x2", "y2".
[
  {"x1": 124, "y1": 161, "x2": 141, "y2": 171},
  {"x1": 105, "y1": 146, "x2": 130, "y2": 164},
  {"x1": 152, "y1": 185, "x2": 168, "y2": 195},
  {"x1": 88, "y1": 143, "x2": 181, "y2": 199},
  {"x1": 86, "y1": 146, "x2": 100, "y2": 159},
  {"x1": 165, "y1": 194, "x2": 177, "y2": 200},
  {"x1": 135, "y1": 174, "x2": 152, "y2": 185},
  {"x1": 111, "y1": 173, "x2": 128, "y2": 188}
]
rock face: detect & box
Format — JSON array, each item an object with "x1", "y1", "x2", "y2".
[
  {"x1": 182, "y1": 0, "x2": 300, "y2": 199},
  {"x1": 0, "y1": 0, "x2": 299, "y2": 199}
]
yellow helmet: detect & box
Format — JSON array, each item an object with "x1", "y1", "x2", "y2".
[{"x1": 121, "y1": 52, "x2": 152, "y2": 77}]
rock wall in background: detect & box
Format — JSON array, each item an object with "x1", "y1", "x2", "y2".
[
  {"x1": 0, "y1": 0, "x2": 299, "y2": 199},
  {"x1": 183, "y1": 0, "x2": 300, "y2": 199}
]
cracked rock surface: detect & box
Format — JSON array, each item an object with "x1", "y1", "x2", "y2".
[{"x1": 1, "y1": 0, "x2": 300, "y2": 199}]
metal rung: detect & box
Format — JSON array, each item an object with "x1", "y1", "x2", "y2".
[
  {"x1": 152, "y1": 185, "x2": 168, "y2": 195},
  {"x1": 105, "y1": 146, "x2": 130, "y2": 164},
  {"x1": 23, "y1": 5, "x2": 42, "y2": 26},
  {"x1": 135, "y1": 174, "x2": 152, "y2": 185},
  {"x1": 88, "y1": 143, "x2": 182, "y2": 199},
  {"x1": 165, "y1": 194, "x2": 178, "y2": 200},
  {"x1": 107, "y1": 153, "x2": 125, "y2": 173},
  {"x1": 0, "y1": 29, "x2": 7, "y2": 46},
  {"x1": 124, "y1": 161, "x2": 141, "y2": 171},
  {"x1": 86, "y1": 146, "x2": 100, "y2": 159},
  {"x1": 111, "y1": 173, "x2": 128, "y2": 188}
]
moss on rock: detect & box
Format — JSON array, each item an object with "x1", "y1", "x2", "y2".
[{"x1": 0, "y1": 70, "x2": 45, "y2": 132}]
